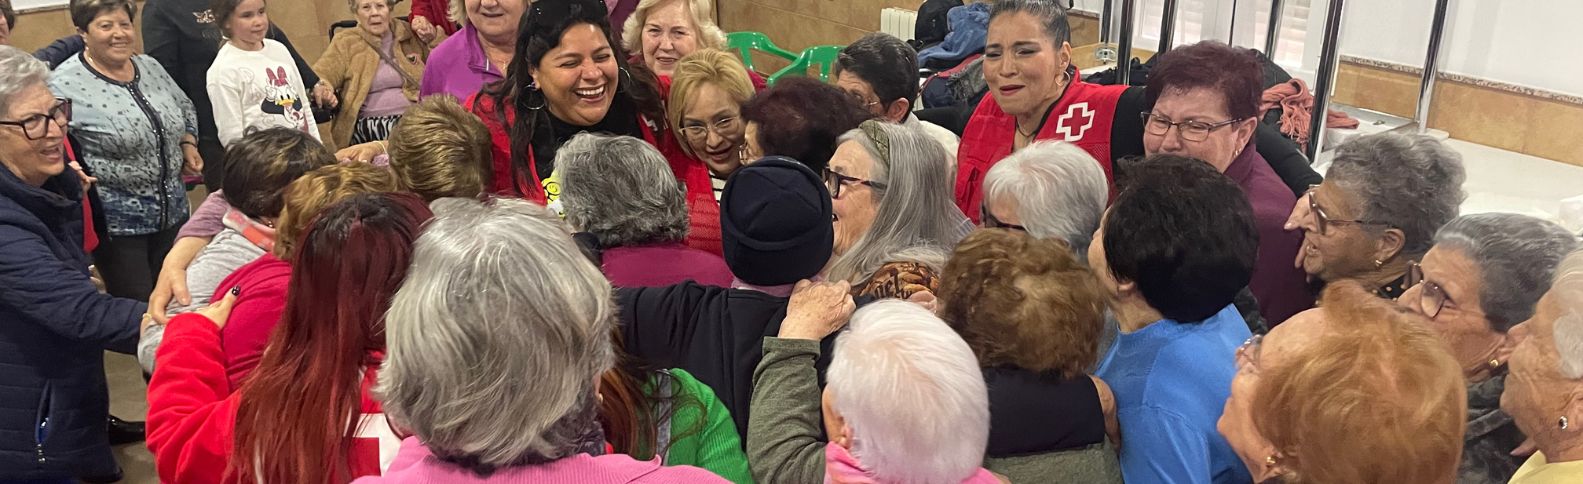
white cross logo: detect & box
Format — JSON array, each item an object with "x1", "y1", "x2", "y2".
[{"x1": 1056, "y1": 102, "x2": 1096, "y2": 141}]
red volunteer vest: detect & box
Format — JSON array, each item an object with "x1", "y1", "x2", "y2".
[{"x1": 955, "y1": 76, "x2": 1127, "y2": 223}]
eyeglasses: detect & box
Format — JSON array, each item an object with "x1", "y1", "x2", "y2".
[
  {"x1": 980, "y1": 203, "x2": 1026, "y2": 232},
  {"x1": 680, "y1": 116, "x2": 741, "y2": 142},
  {"x1": 823, "y1": 168, "x2": 884, "y2": 199},
  {"x1": 844, "y1": 90, "x2": 882, "y2": 110},
  {"x1": 1405, "y1": 261, "x2": 1448, "y2": 319},
  {"x1": 1306, "y1": 184, "x2": 1390, "y2": 236},
  {"x1": 1140, "y1": 112, "x2": 1242, "y2": 142},
  {"x1": 0, "y1": 98, "x2": 71, "y2": 140},
  {"x1": 1235, "y1": 334, "x2": 1264, "y2": 372}
]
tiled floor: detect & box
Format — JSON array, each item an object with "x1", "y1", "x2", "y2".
[{"x1": 100, "y1": 138, "x2": 1583, "y2": 483}]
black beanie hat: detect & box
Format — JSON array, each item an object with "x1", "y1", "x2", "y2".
[{"x1": 719, "y1": 156, "x2": 834, "y2": 286}]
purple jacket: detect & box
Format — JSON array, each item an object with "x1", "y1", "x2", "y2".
[
  {"x1": 1227, "y1": 141, "x2": 1312, "y2": 325},
  {"x1": 352, "y1": 437, "x2": 728, "y2": 484},
  {"x1": 602, "y1": 243, "x2": 734, "y2": 288},
  {"x1": 418, "y1": 24, "x2": 505, "y2": 100}
]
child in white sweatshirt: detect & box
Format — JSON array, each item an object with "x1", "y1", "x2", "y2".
[{"x1": 206, "y1": 0, "x2": 321, "y2": 147}]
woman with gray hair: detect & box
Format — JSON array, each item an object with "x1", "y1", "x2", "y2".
[
  {"x1": 826, "y1": 120, "x2": 971, "y2": 299},
  {"x1": 366, "y1": 197, "x2": 728, "y2": 483},
  {"x1": 1291, "y1": 132, "x2": 1466, "y2": 300},
  {"x1": 1499, "y1": 249, "x2": 1583, "y2": 483},
  {"x1": 979, "y1": 140, "x2": 1106, "y2": 251},
  {"x1": 0, "y1": 45, "x2": 144, "y2": 481},
  {"x1": 1396, "y1": 213, "x2": 1579, "y2": 484},
  {"x1": 559, "y1": 132, "x2": 731, "y2": 288}
]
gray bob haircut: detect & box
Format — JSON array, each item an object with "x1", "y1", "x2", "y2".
[
  {"x1": 1433, "y1": 213, "x2": 1579, "y2": 331},
  {"x1": 989, "y1": 0, "x2": 1072, "y2": 47},
  {"x1": 377, "y1": 197, "x2": 615, "y2": 468},
  {"x1": 1551, "y1": 250, "x2": 1583, "y2": 379},
  {"x1": 0, "y1": 46, "x2": 49, "y2": 115},
  {"x1": 557, "y1": 133, "x2": 690, "y2": 248},
  {"x1": 1326, "y1": 133, "x2": 1467, "y2": 257},
  {"x1": 827, "y1": 300, "x2": 991, "y2": 483},
  {"x1": 982, "y1": 141, "x2": 1106, "y2": 252},
  {"x1": 827, "y1": 121, "x2": 972, "y2": 283}
]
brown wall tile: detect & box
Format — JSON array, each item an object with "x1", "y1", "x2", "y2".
[{"x1": 1518, "y1": 96, "x2": 1583, "y2": 166}]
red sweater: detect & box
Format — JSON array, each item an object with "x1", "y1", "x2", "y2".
[
  {"x1": 212, "y1": 253, "x2": 293, "y2": 391},
  {"x1": 466, "y1": 93, "x2": 722, "y2": 255},
  {"x1": 147, "y1": 315, "x2": 399, "y2": 483}
]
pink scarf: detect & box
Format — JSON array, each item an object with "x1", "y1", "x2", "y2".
[{"x1": 823, "y1": 442, "x2": 1002, "y2": 484}]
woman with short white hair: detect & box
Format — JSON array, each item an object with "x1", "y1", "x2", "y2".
[
  {"x1": 364, "y1": 197, "x2": 728, "y2": 483},
  {"x1": 1500, "y1": 249, "x2": 1583, "y2": 484},
  {"x1": 979, "y1": 140, "x2": 1106, "y2": 251},
  {"x1": 826, "y1": 120, "x2": 971, "y2": 299},
  {"x1": 748, "y1": 287, "x2": 1000, "y2": 483}
]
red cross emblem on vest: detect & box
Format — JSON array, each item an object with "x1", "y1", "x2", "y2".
[{"x1": 1056, "y1": 102, "x2": 1096, "y2": 141}]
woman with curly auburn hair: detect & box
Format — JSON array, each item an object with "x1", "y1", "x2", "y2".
[
  {"x1": 1218, "y1": 281, "x2": 1467, "y2": 484},
  {"x1": 936, "y1": 229, "x2": 1122, "y2": 483}
]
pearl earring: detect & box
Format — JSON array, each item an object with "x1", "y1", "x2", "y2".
[{"x1": 1561, "y1": 416, "x2": 1570, "y2": 430}]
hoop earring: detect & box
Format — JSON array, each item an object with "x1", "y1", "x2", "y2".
[
  {"x1": 618, "y1": 66, "x2": 633, "y2": 93},
  {"x1": 523, "y1": 81, "x2": 546, "y2": 111}
]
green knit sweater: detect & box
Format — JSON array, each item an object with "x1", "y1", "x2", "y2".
[{"x1": 655, "y1": 368, "x2": 755, "y2": 484}]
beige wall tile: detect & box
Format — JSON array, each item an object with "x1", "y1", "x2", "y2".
[
  {"x1": 1521, "y1": 99, "x2": 1583, "y2": 167},
  {"x1": 1429, "y1": 83, "x2": 1532, "y2": 153}
]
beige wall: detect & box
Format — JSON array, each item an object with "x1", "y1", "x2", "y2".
[{"x1": 7, "y1": 0, "x2": 409, "y2": 64}]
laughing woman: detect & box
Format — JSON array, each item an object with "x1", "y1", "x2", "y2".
[
  {"x1": 50, "y1": 0, "x2": 200, "y2": 300},
  {"x1": 468, "y1": 0, "x2": 722, "y2": 254}
]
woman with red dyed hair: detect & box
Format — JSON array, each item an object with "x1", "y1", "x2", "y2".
[{"x1": 146, "y1": 192, "x2": 433, "y2": 483}]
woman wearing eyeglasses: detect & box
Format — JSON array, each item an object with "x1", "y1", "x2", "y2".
[
  {"x1": 0, "y1": 46, "x2": 145, "y2": 482},
  {"x1": 825, "y1": 120, "x2": 970, "y2": 299},
  {"x1": 1292, "y1": 132, "x2": 1466, "y2": 301},
  {"x1": 1395, "y1": 213, "x2": 1579, "y2": 484},
  {"x1": 668, "y1": 49, "x2": 753, "y2": 202}
]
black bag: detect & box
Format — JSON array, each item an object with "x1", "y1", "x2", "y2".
[{"x1": 912, "y1": 0, "x2": 962, "y2": 49}]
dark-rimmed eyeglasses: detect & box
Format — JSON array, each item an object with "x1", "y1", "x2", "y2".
[
  {"x1": 823, "y1": 168, "x2": 884, "y2": 199},
  {"x1": 980, "y1": 203, "x2": 1026, "y2": 232},
  {"x1": 680, "y1": 116, "x2": 741, "y2": 142},
  {"x1": 0, "y1": 98, "x2": 71, "y2": 141},
  {"x1": 1405, "y1": 261, "x2": 1486, "y2": 320},
  {"x1": 1306, "y1": 184, "x2": 1390, "y2": 236},
  {"x1": 1140, "y1": 112, "x2": 1242, "y2": 142}
]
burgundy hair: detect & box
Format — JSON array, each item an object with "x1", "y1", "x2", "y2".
[
  {"x1": 231, "y1": 192, "x2": 434, "y2": 483},
  {"x1": 1144, "y1": 41, "x2": 1265, "y2": 121},
  {"x1": 740, "y1": 77, "x2": 877, "y2": 174}
]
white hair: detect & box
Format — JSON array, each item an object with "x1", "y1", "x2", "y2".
[
  {"x1": 827, "y1": 300, "x2": 990, "y2": 484},
  {"x1": 557, "y1": 133, "x2": 689, "y2": 248},
  {"x1": 0, "y1": 46, "x2": 48, "y2": 115},
  {"x1": 1432, "y1": 213, "x2": 1579, "y2": 331},
  {"x1": 1551, "y1": 249, "x2": 1583, "y2": 379},
  {"x1": 377, "y1": 197, "x2": 614, "y2": 468},
  {"x1": 982, "y1": 140, "x2": 1107, "y2": 252}
]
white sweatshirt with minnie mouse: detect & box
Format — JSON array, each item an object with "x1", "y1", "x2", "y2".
[{"x1": 206, "y1": 38, "x2": 322, "y2": 147}]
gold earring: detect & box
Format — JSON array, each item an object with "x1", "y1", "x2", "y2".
[
  {"x1": 1265, "y1": 455, "x2": 1277, "y2": 466},
  {"x1": 1373, "y1": 259, "x2": 1385, "y2": 269},
  {"x1": 1489, "y1": 359, "x2": 1502, "y2": 370}
]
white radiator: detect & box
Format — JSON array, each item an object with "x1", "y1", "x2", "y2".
[{"x1": 880, "y1": 8, "x2": 919, "y2": 41}]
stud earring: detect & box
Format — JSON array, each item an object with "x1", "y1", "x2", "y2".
[
  {"x1": 1561, "y1": 416, "x2": 1570, "y2": 430},
  {"x1": 1265, "y1": 455, "x2": 1277, "y2": 466},
  {"x1": 1374, "y1": 259, "x2": 1385, "y2": 269},
  {"x1": 1489, "y1": 359, "x2": 1502, "y2": 370}
]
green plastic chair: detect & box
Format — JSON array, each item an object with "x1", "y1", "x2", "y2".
[
  {"x1": 768, "y1": 45, "x2": 844, "y2": 85},
  {"x1": 725, "y1": 31, "x2": 797, "y2": 73}
]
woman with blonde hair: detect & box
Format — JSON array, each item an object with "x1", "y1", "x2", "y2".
[
  {"x1": 668, "y1": 49, "x2": 754, "y2": 199},
  {"x1": 622, "y1": 0, "x2": 759, "y2": 89},
  {"x1": 1218, "y1": 282, "x2": 1467, "y2": 483}
]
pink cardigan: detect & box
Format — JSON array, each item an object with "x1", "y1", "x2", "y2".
[{"x1": 352, "y1": 437, "x2": 729, "y2": 483}]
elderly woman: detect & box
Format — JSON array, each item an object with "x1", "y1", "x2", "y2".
[
  {"x1": 1291, "y1": 132, "x2": 1466, "y2": 300},
  {"x1": 0, "y1": 45, "x2": 144, "y2": 482},
  {"x1": 310, "y1": 0, "x2": 446, "y2": 149},
  {"x1": 1088, "y1": 154, "x2": 1258, "y2": 483},
  {"x1": 833, "y1": 32, "x2": 959, "y2": 168},
  {"x1": 148, "y1": 192, "x2": 429, "y2": 482},
  {"x1": 937, "y1": 229, "x2": 1122, "y2": 483},
  {"x1": 468, "y1": 0, "x2": 721, "y2": 254},
  {"x1": 48, "y1": 0, "x2": 201, "y2": 300},
  {"x1": 740, "y1": 77, "x2": 876, "y2": 174},
  {"x1": 619, "y1": 157, "x2": 834, "y2": 442},
  {"x1": 142, "y1": 0, "x2": 318, "y2": 189},
  {"x1": 750, "y1": 292, "x2": 1001, "y2": 484},
  {"x1": 1218, "y1": 282, "x2": 1467, "y2": 483},
  {"x1": 1398, "y1": 214, "x2": 1579, "y2": 484},
  {"x1": 361, "y1": 197, "x2": 726, "y2": 483},
  {"x1": 559, "y1": 132, "x2": 731, "y2": 287},
  {"x1": 826, "y1": 120, "x2": 970, "y2": 299},
  {"x1": 207, "y1": 0, "x2": 322, "y2": 146},
  {"x1": 980, "y1": 140, "x2": 1105, "y2": 248},
  {"x1": 670, "y1": 49, "x2": 754, "y2": 198},
  {"x1": 418, "y1": 0, "x2": 525, "y2": 99},
  {"x1": 1144, "y1": 41, "x2": 1309, "y2": 325},
  {"x1": 622, "y1": 0, "x2": 725, "y2": 81},
  {"x1": 1502, "y1": 249, "x2": 1583, "y2": 483}
]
